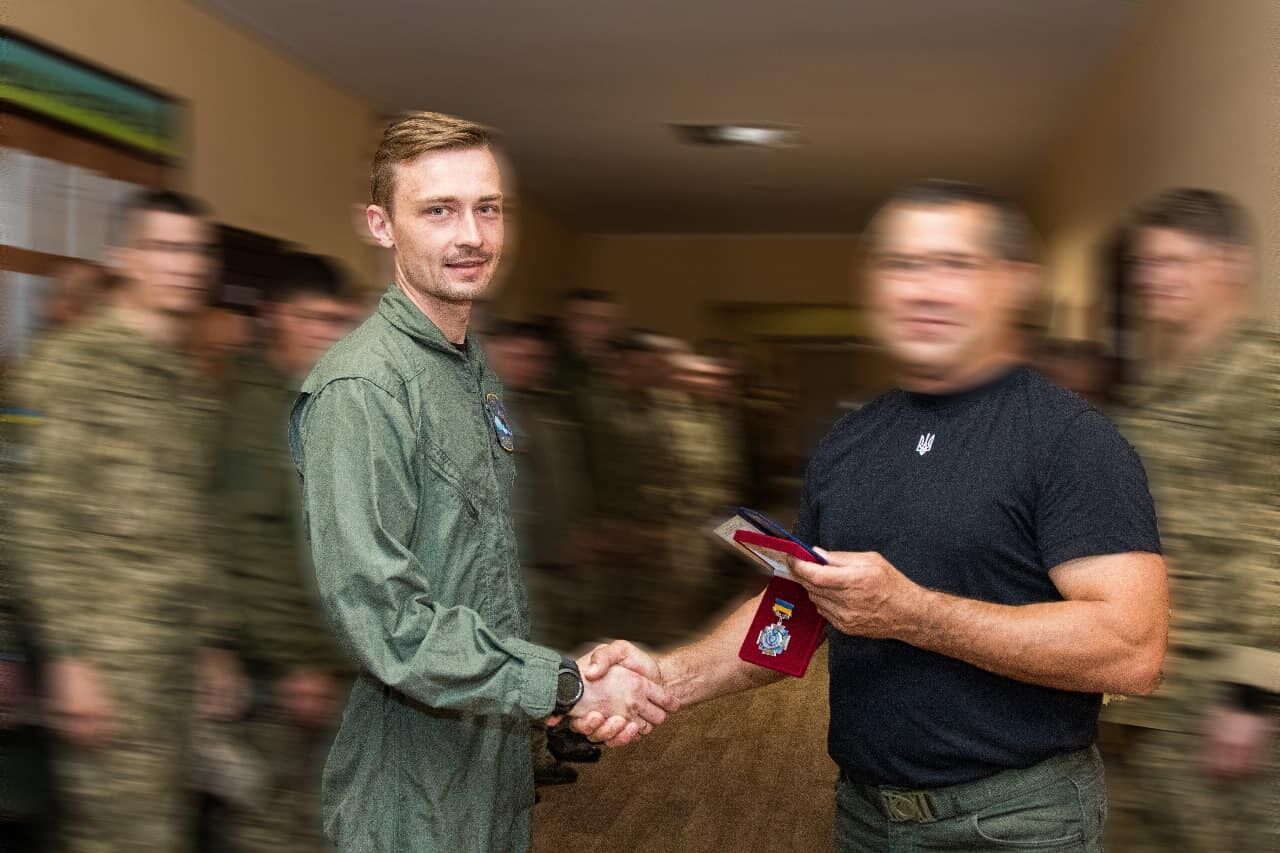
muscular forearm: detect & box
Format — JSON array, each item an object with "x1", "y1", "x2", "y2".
[
  {"x1": 900, "y1": 588, "x2": 1164, "y2": 695},
  {"x1": 660, "y1": 592, "x2": 786, "y2": 708}
]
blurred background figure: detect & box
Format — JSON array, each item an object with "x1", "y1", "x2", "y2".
[
  {"x1": 190, "y1": 304, "x2": 256, "y2": 398},
  {"x1": 661, "y1": 352, "x2": 748, "y2": 632},
  {"x1": 1032, "y1": 338, "x2": 1117, "y2": 405},
  {"x1": 216, "y1": 251, "x2": 360, "y2": 852},
  {"x1": 486, "y1": 319, "x2": 588, "y2": 786},
  {"x1": 551, "y1": 288, "x2": 623, "y2": 512},
  {"x1": 591, "y1": 333, "x2": 682, "y2": 647},
  {"x1": 0, "y1": 261, "x2": 112, "y2": 850},
  {"x1": 36, "y1": 259, "x2": 109, "y2": 333},
  {"x1": 8, "y1": 189, "x2": 247, "y2": 853},
  {"x1": 1104, "y1": 189, "x2": 1278, "y2": 853}
]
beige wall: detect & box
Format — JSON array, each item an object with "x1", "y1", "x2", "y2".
[
  {"x1": 490, "y1": 203, "x2": 585, "y2": 320},
  {"x1": 568, "y1": 234, "x2": 862, "y2": 341},
  {"x1": 1032, "y1": 0, "x2": 1278, "y2": 338}
]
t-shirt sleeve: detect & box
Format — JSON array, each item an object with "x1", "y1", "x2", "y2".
[{"x1": 1037, "y1": 408, "x2": 1162, "y2": 569}]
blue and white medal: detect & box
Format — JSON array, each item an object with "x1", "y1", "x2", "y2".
[{"x1": 756, "y1": 597, "x2": 794, "y2": 657}]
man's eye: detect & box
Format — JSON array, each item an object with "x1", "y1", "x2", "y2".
[
  {"x1": 427, "y1": 207, "x2": 449, "y2": 216},
  {"x1": 882, "y1": 257, "x2": 918, "y2": 273},
  {"x1": 478, "y1": 204, "x2": 500, "y2": 215},
  {"x1": 943, "y1": 257, "x2": 977, "y2": 272}
]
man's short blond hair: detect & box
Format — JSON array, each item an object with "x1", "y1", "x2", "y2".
[{"x1": 370, "y1": 111, "x2": 492, "y2": 213}]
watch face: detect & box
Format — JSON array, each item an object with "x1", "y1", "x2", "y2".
[{"x1": 557, "y1": 668, "x2": 582, "y2": 706}]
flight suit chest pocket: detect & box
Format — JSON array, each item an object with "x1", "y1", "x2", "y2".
[{"x1": 417, "y1": 438, "x2": 480, "y2": 523}]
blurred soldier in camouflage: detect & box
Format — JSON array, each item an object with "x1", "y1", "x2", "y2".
[
  {"x1": 552, "y1": 288, "x2": 622, "y2": 513},
  {"x1": 1110, "y1": 188, "x2": 1278, "y2": 852},
  {"x1": 10, "y1": 189, "x2": 247, "y2": 853},
  {"x1": 592, "y1": 335, "x2": 683, "y2": 646},
  {"x1": 662, "y1": 353, "x2": 747, "y2": 634},
  {"x1": 38, "y1": 259, "x2": 109, "y2": 332},
  {"x1": 219, "y1": 253, "x2": 359, "y2": 851},
  {"x1": 486, "y1": 320, "x2": 588, "y2": 786}
]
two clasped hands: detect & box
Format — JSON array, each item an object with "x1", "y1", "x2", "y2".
[{"x1": 554, "y1": 546, "x2": 925, "y2": 746}]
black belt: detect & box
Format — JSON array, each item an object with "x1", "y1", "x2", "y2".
[{"x1": 839, "y1": 747, "x2": 1101, "y2": 824}]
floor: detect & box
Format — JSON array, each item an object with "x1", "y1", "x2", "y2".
[{"x1": 532, "y1": 648, "x2": 838, "y2": 853}]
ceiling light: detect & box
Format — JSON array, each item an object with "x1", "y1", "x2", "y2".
[{"x1": 671, "y1": 123, "x2": 800, "y2": 148}]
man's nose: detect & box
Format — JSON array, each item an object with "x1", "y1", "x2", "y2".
[{"x1": 456, "y1": 211, "x2": 482, "y2": 247}]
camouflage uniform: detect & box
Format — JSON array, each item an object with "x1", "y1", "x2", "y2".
[
  {"x1": 550, "y1": 349, "x2": 611, "y2": 513},
  {"x1": 660, "y1": 389, "x2": 744, "y2": 638},
  {"x1": 588, "y1": 384, "x2": 684, "y2": 646},
  {"x1": 217, "y1": 354, "x2": 350, "y2": 852},
  {"x1": 10, "y1": 307, "x2": 226, "y2": 853},
  {"x1": 1108, "y1": 322, "x2": 1279, "y2": 852},
  {"x1": 507, "y1": 388, "x2": 589, "y2": 651}
]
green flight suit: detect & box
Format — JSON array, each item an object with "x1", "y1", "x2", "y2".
[{"x1": 290, "y1": 285, "x2": 560, "y2": 852}]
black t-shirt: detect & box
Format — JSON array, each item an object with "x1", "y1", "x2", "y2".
[{"x1": 795, "y1": 365, "x2": 1160, "y2": 788}]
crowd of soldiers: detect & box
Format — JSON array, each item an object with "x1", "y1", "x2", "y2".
[
  {"x1": 484, "y1": 290, "x2": 768, "y2": 785},
  {"x1": 0, "y1": 197, "x2": 763, "y2": 848},
  {"x1": 0, "y1": 191, "x2": 366, "y2": 853},
  {"x1": 0, "y1": 186, "x2": 1275, "y2": 853}
]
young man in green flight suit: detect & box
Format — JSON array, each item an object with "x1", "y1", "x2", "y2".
[{"x1": 290, "y1": 112, "x2": 677, "y2": 852}]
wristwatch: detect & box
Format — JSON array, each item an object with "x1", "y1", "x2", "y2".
[{"x1": 553, "y1": 657, "x2": 585, "y2": 716}]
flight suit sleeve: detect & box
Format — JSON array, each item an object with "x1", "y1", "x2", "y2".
[{"x1": 293, "y1": 378, "x2": 559, "y2": 719}]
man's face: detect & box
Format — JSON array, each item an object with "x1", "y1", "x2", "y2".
[
  {"x1": 565, "y1": 299, "x2": 620, "y2": 359},
  {"x1": 270, "y1": 294, "x2": 356, "y2": 378},
  {"x1": 1130, "y1": 227, "x2": 1239, "y2": 328},
  {"x1": 868, "y1": 202, "x2": 1020, "y2": 381},
  {"x1": 369, "y1": 147, "x2": 504, "y2": 306},
  {"x1": 112, "y1": 211, "x2": 213, "y2": 316},
  {"x1": 43, "y1": 262, "x2": 102, "y2": 329}
]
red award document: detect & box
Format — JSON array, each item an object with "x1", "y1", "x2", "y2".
[{"x1": 738, "y1": 574, "x2": 826, "y2": 678}]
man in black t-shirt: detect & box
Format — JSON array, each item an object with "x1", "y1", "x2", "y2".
[{"x1": 573, "y1": 180, "x2": 1168, "y2": 852}]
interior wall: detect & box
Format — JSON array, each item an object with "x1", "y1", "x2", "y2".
[
  {"x1": 1032, "y1": 0, "x2": 1278, "y2": 339},
  {"x1": 565, "y1": 234, "x2": 863, "y2": 341}
]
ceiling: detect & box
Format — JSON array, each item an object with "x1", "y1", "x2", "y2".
[{"x1": 198, "y1": 0, "x2": 1144, "y2": 233}]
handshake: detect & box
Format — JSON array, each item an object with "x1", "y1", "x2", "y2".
[{"x1": 552, "y1": 641, "x2": 679, "y2": 747}]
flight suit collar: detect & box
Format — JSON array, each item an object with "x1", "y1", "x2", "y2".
[{"x1": 377, "y1": 282, "x2": 482, "y2": 368}]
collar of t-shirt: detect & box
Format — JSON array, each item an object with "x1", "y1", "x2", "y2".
[{"x1": 902, "y1": 363, "x2": 1025, "y2": 412}]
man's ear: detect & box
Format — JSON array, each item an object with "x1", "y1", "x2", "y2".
[
  {"x1": 1220, "y1": 243, "x2": 1253, "y2": 292},
  {"x1": 366, "y1": 205, "x2": 395, "y2": 249},
  {"x1": 1005, "y1": 260, "x2": 1042, "y2": 313},
  {"x1": 103, "y1": 243, "x2": 131, "y2": 282}
]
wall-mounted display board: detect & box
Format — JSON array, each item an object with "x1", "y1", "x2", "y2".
[{"x1": 1, "y1": 28, "x2": 184, "y2": 361}]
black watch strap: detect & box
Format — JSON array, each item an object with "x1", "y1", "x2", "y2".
[{"x1": 553, "y1": 657, "x2": 584, "y2": 716}]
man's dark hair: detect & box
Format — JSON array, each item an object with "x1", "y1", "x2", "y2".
[
  {"x1": 270, "y1": 252, "x2": 349, "y2": 304},
  {"x1": 613, "y1": 331, "x2": 659, "y2": 354},
  {"x1": 561, "y1": 288, "x2": 615, "y2": 305},
  {"x1": 1132, "y1": 188, "x2": 1251, "y2": 247},
  {"x1": 486, "y1": 319, "x2": 551, "y2": 342},
  {"x1": 109, "y1": 188, "x2": 210, "y2": 246},
  {"x1": 869, "y1": 179, "x2": 1038, "y2": 263}
]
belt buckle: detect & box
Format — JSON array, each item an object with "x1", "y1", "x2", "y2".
[{"x1": 881, "y1": 790, "x2": 936, "y2": 823}]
